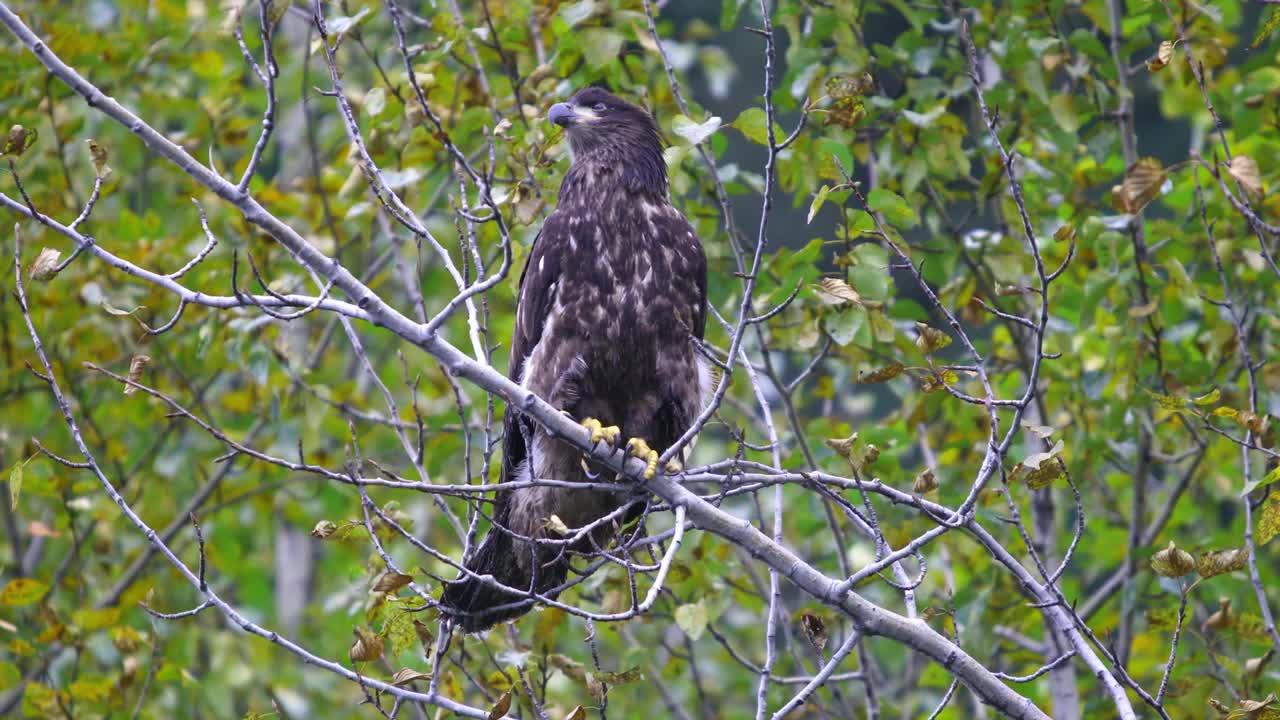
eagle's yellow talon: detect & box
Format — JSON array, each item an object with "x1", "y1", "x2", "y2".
[
  {"x1": 581, "y1": 417, "x2": 620, "y2": 446},
  {"x1": 664, "y1": 459, "x2": 683, "y2": 474},
  {"x1": 625, "y1": 437, "x2": 659, "y2": 480}
]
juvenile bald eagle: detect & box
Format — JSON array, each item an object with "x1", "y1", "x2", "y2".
[{"x1": 440, "y1": 88, "x2": 708, "y2": 632}]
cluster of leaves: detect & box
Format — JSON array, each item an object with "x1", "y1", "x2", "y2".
[{"x1": 0, "y1": 0, "x2": 1278, "y2": 718}]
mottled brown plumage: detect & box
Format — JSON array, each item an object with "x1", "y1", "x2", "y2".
[{"x1": 440, "y1": 88, "x2": 708, "y2": 631}]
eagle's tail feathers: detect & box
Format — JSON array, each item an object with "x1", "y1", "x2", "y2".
[{"x1": 439, "y1": 530, "x2": 568, "y2": 633}]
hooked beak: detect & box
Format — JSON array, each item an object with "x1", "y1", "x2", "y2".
[{"x1": 548, "y1": 102, "x2": 576, "y2": 128}]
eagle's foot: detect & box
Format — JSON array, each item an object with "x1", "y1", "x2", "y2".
[
  {"x1": 624, "y1": 437, "x2": 659, "y2": 480},
  {"x1": 664, "y1": 459, "x2": 683, "y2": 475},
  {"x1": 581, "y1": 417, "x2": 621, "y2": 447}
]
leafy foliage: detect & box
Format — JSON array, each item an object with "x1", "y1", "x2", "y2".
[{"x1": 0, "y1": 0, "x2": 1278, "y2": 718}]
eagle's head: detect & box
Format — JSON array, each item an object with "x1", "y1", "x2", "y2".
[{"x1": 548, "y1": 87, "x2": 666, "y2": 196}]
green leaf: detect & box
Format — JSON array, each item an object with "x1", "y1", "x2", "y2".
[
  {"x1": 327, "y1": 8, "x2": 371, "y2": 36},
  {"x1": 364, "y1": 86, "x2": 387, "y2": 117},
  {"x1": 71, "y1": 607, "x2": 121, "y2": 631},
  {"x1": 1192, "y1": 388, "x2": 1221, "y2": 406},
  {"x1": 559, "y1": 0, "x2": 596, "y2": 27},
  {"x1": 0, "y1": 578, "x2": 48, "y2": 606},
  {"x1": 1250, "y1": 8, "x2": 1280, "y2": 49},
  {"x1": 1048, "y1": 94, "x2": 1080, "y2": 133},
  {"x1": 731, "y1": 107, "x2": 780, "y2": 146},
  {"x1": 675, "y1": 601, "x2": 708, "y2": 640},
  {"x1": 822, "y1": 307, "x2": 867, "y2": 346},
  {"x1": 720, "y1": 0, "x2": 747, "y2": 30},
  {"x1": 1242, "y1": 464, "x2": 1280, "y2": 497},
  {"x1": 671, "y1": 114, "x2": 723, "y2": 146},
  {"x1": 580, "y1": 28, "x2": 623, "y2": 68},
  {"x1": 866, "y1": 188, "x2": 919, "y2": 228},
  {"x1": 8, "y1": 459, "x2": 24, "y2": 511},
  {"x1": 807, "y1": 185, "x2": 831, "y2": 224},
  {"x1": 819, "y1": 138, "x2": 853, "y2": 175}
]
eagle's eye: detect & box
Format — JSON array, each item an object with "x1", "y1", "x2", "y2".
[{"x1": 592, "y1": 102, "x2": 607, "y2": 112}]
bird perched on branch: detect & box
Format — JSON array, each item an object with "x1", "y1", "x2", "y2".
[{"x1": 440, "y1": 87, "x2": 709, "y2": 632}]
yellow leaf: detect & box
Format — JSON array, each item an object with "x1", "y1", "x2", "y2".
[
  {"x1": 1258, "y1": 493, "x2": 1280, "y2": 546},
  {"x1": 0, "y1": 577, "x2": 48, "y2": 606},
  {"x1": 1196, "y1": 548, "x2": 1249, "y2": 578},
  {"x1": 914, "y1": 322, "x2": 952, "y2": 354},
  {"x1": 1128, "y1": 301, "x2": 1159, "y2": 318},
  {"x1": 856, "y1": 362, "x2": 904, "y2": 383}
]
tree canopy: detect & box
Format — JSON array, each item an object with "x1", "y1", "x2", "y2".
[{"x1": 1, "y1": 0, "x2": 1279, "y2": 718}]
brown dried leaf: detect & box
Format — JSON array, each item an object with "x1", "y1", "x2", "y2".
[
  {"x1": 824, "y1": 433, "x2": 857, "y2": 460},
  {"x1": 817, "y1": 277, "x2": 861, "y2": 306},
  {"x1": 545, "y1": 514, "x2": 571, "y2": 537},
  {"x1": 1227, "y1": 155, "x2": 1264, "y2": 199},
  {"x1": 86, "y1": 139, "x2": 112, "y2": 178},
  {"x1": 1245, "y1": 649, "x2": 1276, "y2": 678},
  {"x1": 488, "y1": 690, "x2": 513, "y2": 720},
  {"x1": 28, "y1": 248, "x2": 62, "y2": 282},
  {"x1": 372, "y1": 572, "x2": 414, "y2": 594},
  {"x1": 1119, "y1": 158, "x2": 1167, "y2": 214},
  {"x1": 311, "y1": 520, "x2": 338, "y2": 538},
  {"x1": 2, "y1": 125, "x2": 37, "y2": 157},
  {"x1": 413, "y1": 619, "x2": 435, "y2": 655},
  {"x1": 1150, "y1": 541, "x2": 1195, "y2": 577},
  {"x1": 123, "y1": 355, "x2": 151, "y2": 395},
  {"x1": 860, "y1": 444, "x2": 880, "y2": 468},
  {"x1": 349, "y1": 626, "x2": 383, "y2": 663},
  {"x1": 564, "y1": 707, "x2": 587, "y2": 720},
  {"x1": 913, "y1": 468, "x2": 939, "y2": 494},
  {"x1": 1236, "y1": 693, "x2": 1277, "y2": 714},
  {"x1": 1204, "y1": 598, "x2": 1234, "y2": 632},
  {"x1": 392, "y1": 668, "x2": 432, "y2": 687},
  {"x1": 1147, "y1": 40, "x2": 1175, "y2": 71},
  {"x1": 800, "y1": 613, "x2": 827, "y2": 654}
]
